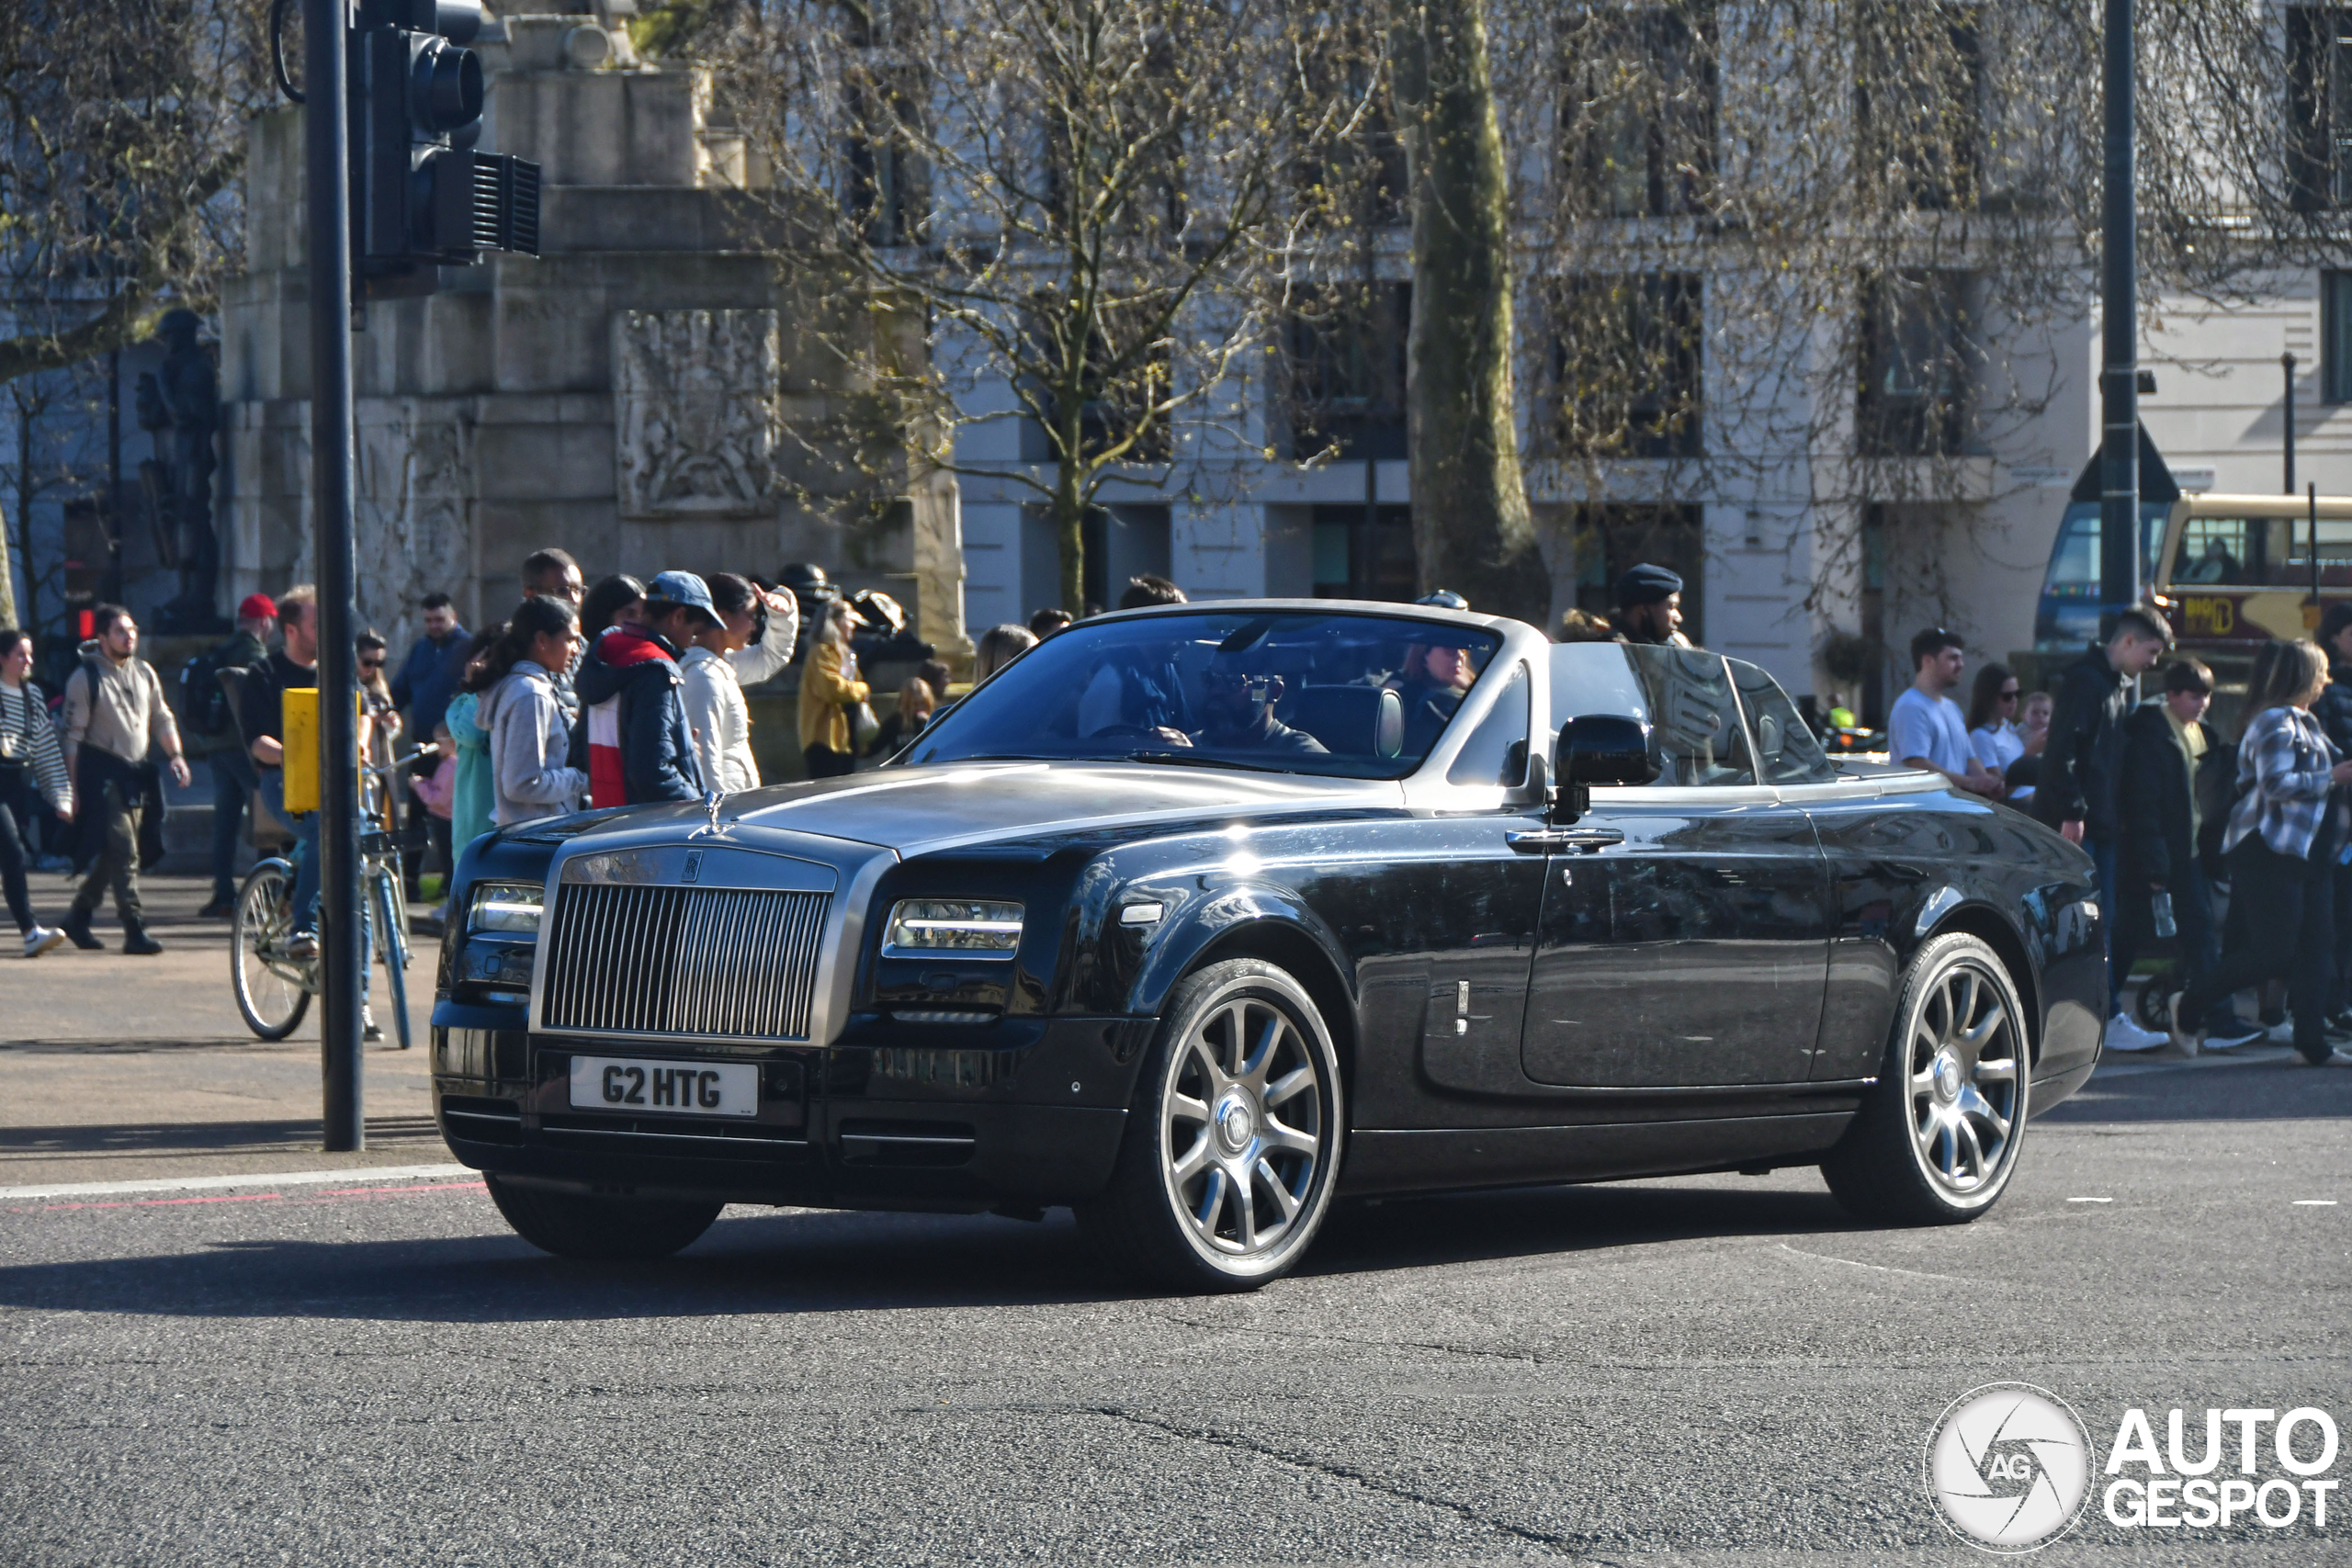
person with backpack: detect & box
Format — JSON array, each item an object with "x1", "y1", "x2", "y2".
[
  {"x1": 61, "y1": 604, "x2": 189, "y2": 953},
  {"x1": 0, "y1": 627, "x2": 73, "y2": 956},
  {"x1": 188, "y1": 594, "x2": 275, "y2": 918},
  {"x1": 573, "y1": 571, "x2": 711, "y2": 806}
]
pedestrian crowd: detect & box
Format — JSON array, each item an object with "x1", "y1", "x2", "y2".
[
  {"x1": 13, "y1": 543, "x2": 2351, "y2": 1076},
  {"x1": 1872, "y1": 600, "x2": 2352, "y2": 1066}
]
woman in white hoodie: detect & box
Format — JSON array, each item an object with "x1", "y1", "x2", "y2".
[
  {"x1": 476, "y1": 597, "x2": 588, "y2": 827},
  {"x1": 679, "y1": 571, "x2": 799, "y2": 794}
]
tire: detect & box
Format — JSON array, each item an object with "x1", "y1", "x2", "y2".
[
  {"x1": 232, "y1": 862, "x2": 311, "y2": 1041},
  {"x1": 1075, "y1": 958, "x2": 1345, "y2": 1292},
  {"x1": 371, "y1": 869, "x2": 413, "y2": 1051},
  {"x1": 484, "y1": 1174, "x2": 722, "y2": 1261},
  {"x1": 2132, "y1": 963, "x2": 2178, "y2": 1032},
  {"x1": 1822, "y1": 932, "x2": 2030, "y2": 1224}
]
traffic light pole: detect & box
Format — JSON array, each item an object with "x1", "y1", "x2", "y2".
[
  {"x1": 304, "y1": 0, "x2": 366, "y2": 1150},
  {"x1": 2098, "y1": 0, "x2": 2140, "y2": 626}
]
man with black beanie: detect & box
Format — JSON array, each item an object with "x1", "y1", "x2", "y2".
[{"x1": 1613, "y1": 563, "x2": 1694, "y2": 649}]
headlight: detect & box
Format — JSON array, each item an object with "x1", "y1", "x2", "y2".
[
  {"x1": 883, "y1": 898, "x2": 1023, "y2": 955},
  {"x1": 467, "y1": 881, "x2": 545, "y2": 936}
]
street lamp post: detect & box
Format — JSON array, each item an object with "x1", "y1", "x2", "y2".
[
  {"x1": 301, "y1": 0, "x2": 365, "y2": 1150},
  {"x1": 2098, "y1": 0, "x2": 2139, "y2": 628}
]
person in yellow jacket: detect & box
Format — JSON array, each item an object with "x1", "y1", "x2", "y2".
[{"x1": 797, "y1": 598, "x2": 870, "y2": 779}]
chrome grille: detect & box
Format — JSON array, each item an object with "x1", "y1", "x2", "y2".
[{"x1": 538, "y1": 885, "x2": 831, "y2": 1041}]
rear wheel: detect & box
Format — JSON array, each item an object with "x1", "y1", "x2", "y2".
[
  {"x1": 1076, "y1": 958, "x2": 1344, "y2": 1292},
  {"x1": 232, "y1": 861, "x2": 311, "y2": 1041},
  {"x1": 1822, "y1": 932, "x2": 2030, "y2": 1224},
  {"x1": 485, "y1": 1175, "x2": 722, "y2": 1260}
]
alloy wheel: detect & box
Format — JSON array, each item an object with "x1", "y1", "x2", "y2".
[
  {"x1": 1905, "y1": 958, "x2": 2022, "y2": 1198},
  {"x1": 1160, "y1": 993, "x2": 1324, "y2": 1259}
]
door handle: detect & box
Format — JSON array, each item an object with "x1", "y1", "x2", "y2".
[{"x1": 1506, "y1": 828, "x2": 1624, "y2": 854}]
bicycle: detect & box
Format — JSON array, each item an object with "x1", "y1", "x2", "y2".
[{"x1": 230, "y1": 756, "x2": 417, "y2": 1049}]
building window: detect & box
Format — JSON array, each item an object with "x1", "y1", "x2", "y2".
[
  {"x1": 1569, "y1": 503, "x2": 1703, "y2": 644},
  {"x1": 1853, "y1": 6, "x2": 1984, "y2": 212},
  {"x1": 1542, "y1": 273, "x2": 1703, "y2": 458},
  {"x1": 1311, "y1": 504, "x2": 1416, "y2": 602},
  {"x1": 1278, "y1": 283, "x2": 1409, "y2": 461},
  {"x1": 1559, "y1": 5, "x2": 1717, "y2": 220},
  {"x1": 1856, "y1": 270, "x2": 1976, "y2": 457},
  {"x1": 2290, "y1": 8, "x2": 2352, "y2": 211},
  {"x1": 2326, "y1": 272, "x2": 2352, "y2": 402}
]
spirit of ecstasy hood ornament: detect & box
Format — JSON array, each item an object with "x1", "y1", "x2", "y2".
[{"x1": 693, "y1": 788, "x2": 730, "y2": 838}]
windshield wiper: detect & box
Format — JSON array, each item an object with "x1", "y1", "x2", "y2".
[
  {"x1": 940, "y1": 753, "x2": 1057, "y2": 763},
  {"x1": 1124, "y1": 750, "x2": 1293, "y2": 774}
]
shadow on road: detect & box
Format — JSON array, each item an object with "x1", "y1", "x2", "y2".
[
  {"x1": 0, "y1": 1179, "x2": 1864, "y2": 1323},
  {"x1": 2041, "y1": 1054, "x2": 2352, "y2": 1124},
  {"x1": 0, "y1": 1118, "x2": 443, "y2": 1154}
]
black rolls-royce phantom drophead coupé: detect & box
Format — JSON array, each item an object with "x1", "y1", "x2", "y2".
[{"x1": 434, "y1": 601, "x2": 2103, "y2": 1289}]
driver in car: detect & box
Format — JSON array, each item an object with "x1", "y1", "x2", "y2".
[{"x1": 1185, "y1": 654, "x2": 1328, "y2": 755}]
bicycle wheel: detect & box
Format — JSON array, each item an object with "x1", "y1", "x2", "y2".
[
  {"x1": 233, "y1": 861, "x2": 312, "y2": 1040},
  {"x1": 373, "y1": 867, "x2": 413, "y2": 1051}
]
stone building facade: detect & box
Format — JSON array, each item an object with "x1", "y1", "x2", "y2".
[{"x1": 219, "y1": 12, "x2": 967, "y2": 667}]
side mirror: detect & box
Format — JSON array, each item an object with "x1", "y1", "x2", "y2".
[{"x1": 1551, "y1": 714, "x2": 1653, "y2": 822}]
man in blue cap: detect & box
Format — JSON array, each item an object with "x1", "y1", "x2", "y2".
[
  {"x1": 1612, "y1": 563, "x2": 1693, "y2": 648},
  {"x1": 573, "y1": 570, "x2": 713, "y2": 806}
]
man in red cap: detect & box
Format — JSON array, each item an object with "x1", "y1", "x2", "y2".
[{"x1": 190, "y1": 593, "x2": 277, "y2": 918}]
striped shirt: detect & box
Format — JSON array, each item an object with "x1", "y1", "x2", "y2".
[
  {"x1": 2224, "y1": 706, "x2": 2338, "y2": 861},
  {"x1": 0, "y1": 681, "x2": 72, "y2": 813}
]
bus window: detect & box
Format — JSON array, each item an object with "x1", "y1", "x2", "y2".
[
  {"x1": 2175, "y1": 516, "x2": 2352, "y2": 589},
  {"x1": 2033, "y1": 501, "x2": 2167, "y2": 650},
  {"x1": 2173, "y1": 516, "x2": 2255, "y2": 583}
]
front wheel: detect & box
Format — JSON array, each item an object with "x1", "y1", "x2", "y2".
[
  {"x1": 1076, "y1": 958, "x2": 1345, "y2": 1292},
  {"x1": 232, "y1": 860, "x2": 311, "y2": 1041},
  {"x1": 484, "y1": 1175, "x2": 722, "y2": 1260},
  {"x1": 1822, "y1": 932, "x2": 2030, "y2": 1224}
]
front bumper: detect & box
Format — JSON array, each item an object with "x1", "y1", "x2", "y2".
[{"x1": 431, "y1": 1005, "x2": 1156, "y2": 1210}]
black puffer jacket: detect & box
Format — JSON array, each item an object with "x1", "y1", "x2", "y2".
[
  {"x1": 2035, "y1": 649, "x2": 2132, "y2": 839},
  {"x1": 2118, "y1": 702, "x2": 2222, "y2": 894}
]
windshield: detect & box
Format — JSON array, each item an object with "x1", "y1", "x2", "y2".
[{"x1": 903, "y1": 610, "x2": 1503, "y2": 778}]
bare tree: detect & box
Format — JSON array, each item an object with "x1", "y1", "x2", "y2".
[
  {"x1": 1387, "y1": 0, "x2": 1548, "y2": 619},
  {"x1": 695, "y1": 0, "x2": 1352, "y2": 612},
  {"x1": 0, "y1": 0, "x2": 268, "y2": 387},
  {"x1": 1478, "y1": 0, "x2": 2352, "y2": 649}
]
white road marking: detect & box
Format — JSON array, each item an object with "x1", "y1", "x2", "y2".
[
  {"x1": 1773, "y1": 1244, "x2": 1971, "y2": 1283},
  {"x1": 0, "y1": 1164, "x2": 473, "y2": 1201},
  {"x1": 2067, "y1": 1197, "x2": 2114, "y2": 1203},
  {"x1": 2293, "y1": 1200, "x2": 2339, "y2": 1206}
]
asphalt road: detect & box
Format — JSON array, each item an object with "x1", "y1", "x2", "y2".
[{"x1": 3, "y1": 1038, "x2": 2348, "y2": 1565}]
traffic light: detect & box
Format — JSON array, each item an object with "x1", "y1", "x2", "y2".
[{"x1": 350, "y1": 0, "x2": 540, "y2": 296}]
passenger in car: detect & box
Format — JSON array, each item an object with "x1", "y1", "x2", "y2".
[{"x1": 1386, "y1": 637, "x2": 1480, "y2": 755}]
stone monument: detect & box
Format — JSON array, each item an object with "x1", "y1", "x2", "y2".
[{"x1": 219, "y1": 7, "x2": 970, "y2": 671}]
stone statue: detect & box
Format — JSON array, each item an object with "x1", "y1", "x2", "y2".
[{"x1": 140, "y1": 309, "x2": 228, "y2": 632}]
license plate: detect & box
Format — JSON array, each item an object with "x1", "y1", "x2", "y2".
[{"x1": 568, "y1": 1055, "x2": 759, "y2": 1119}]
